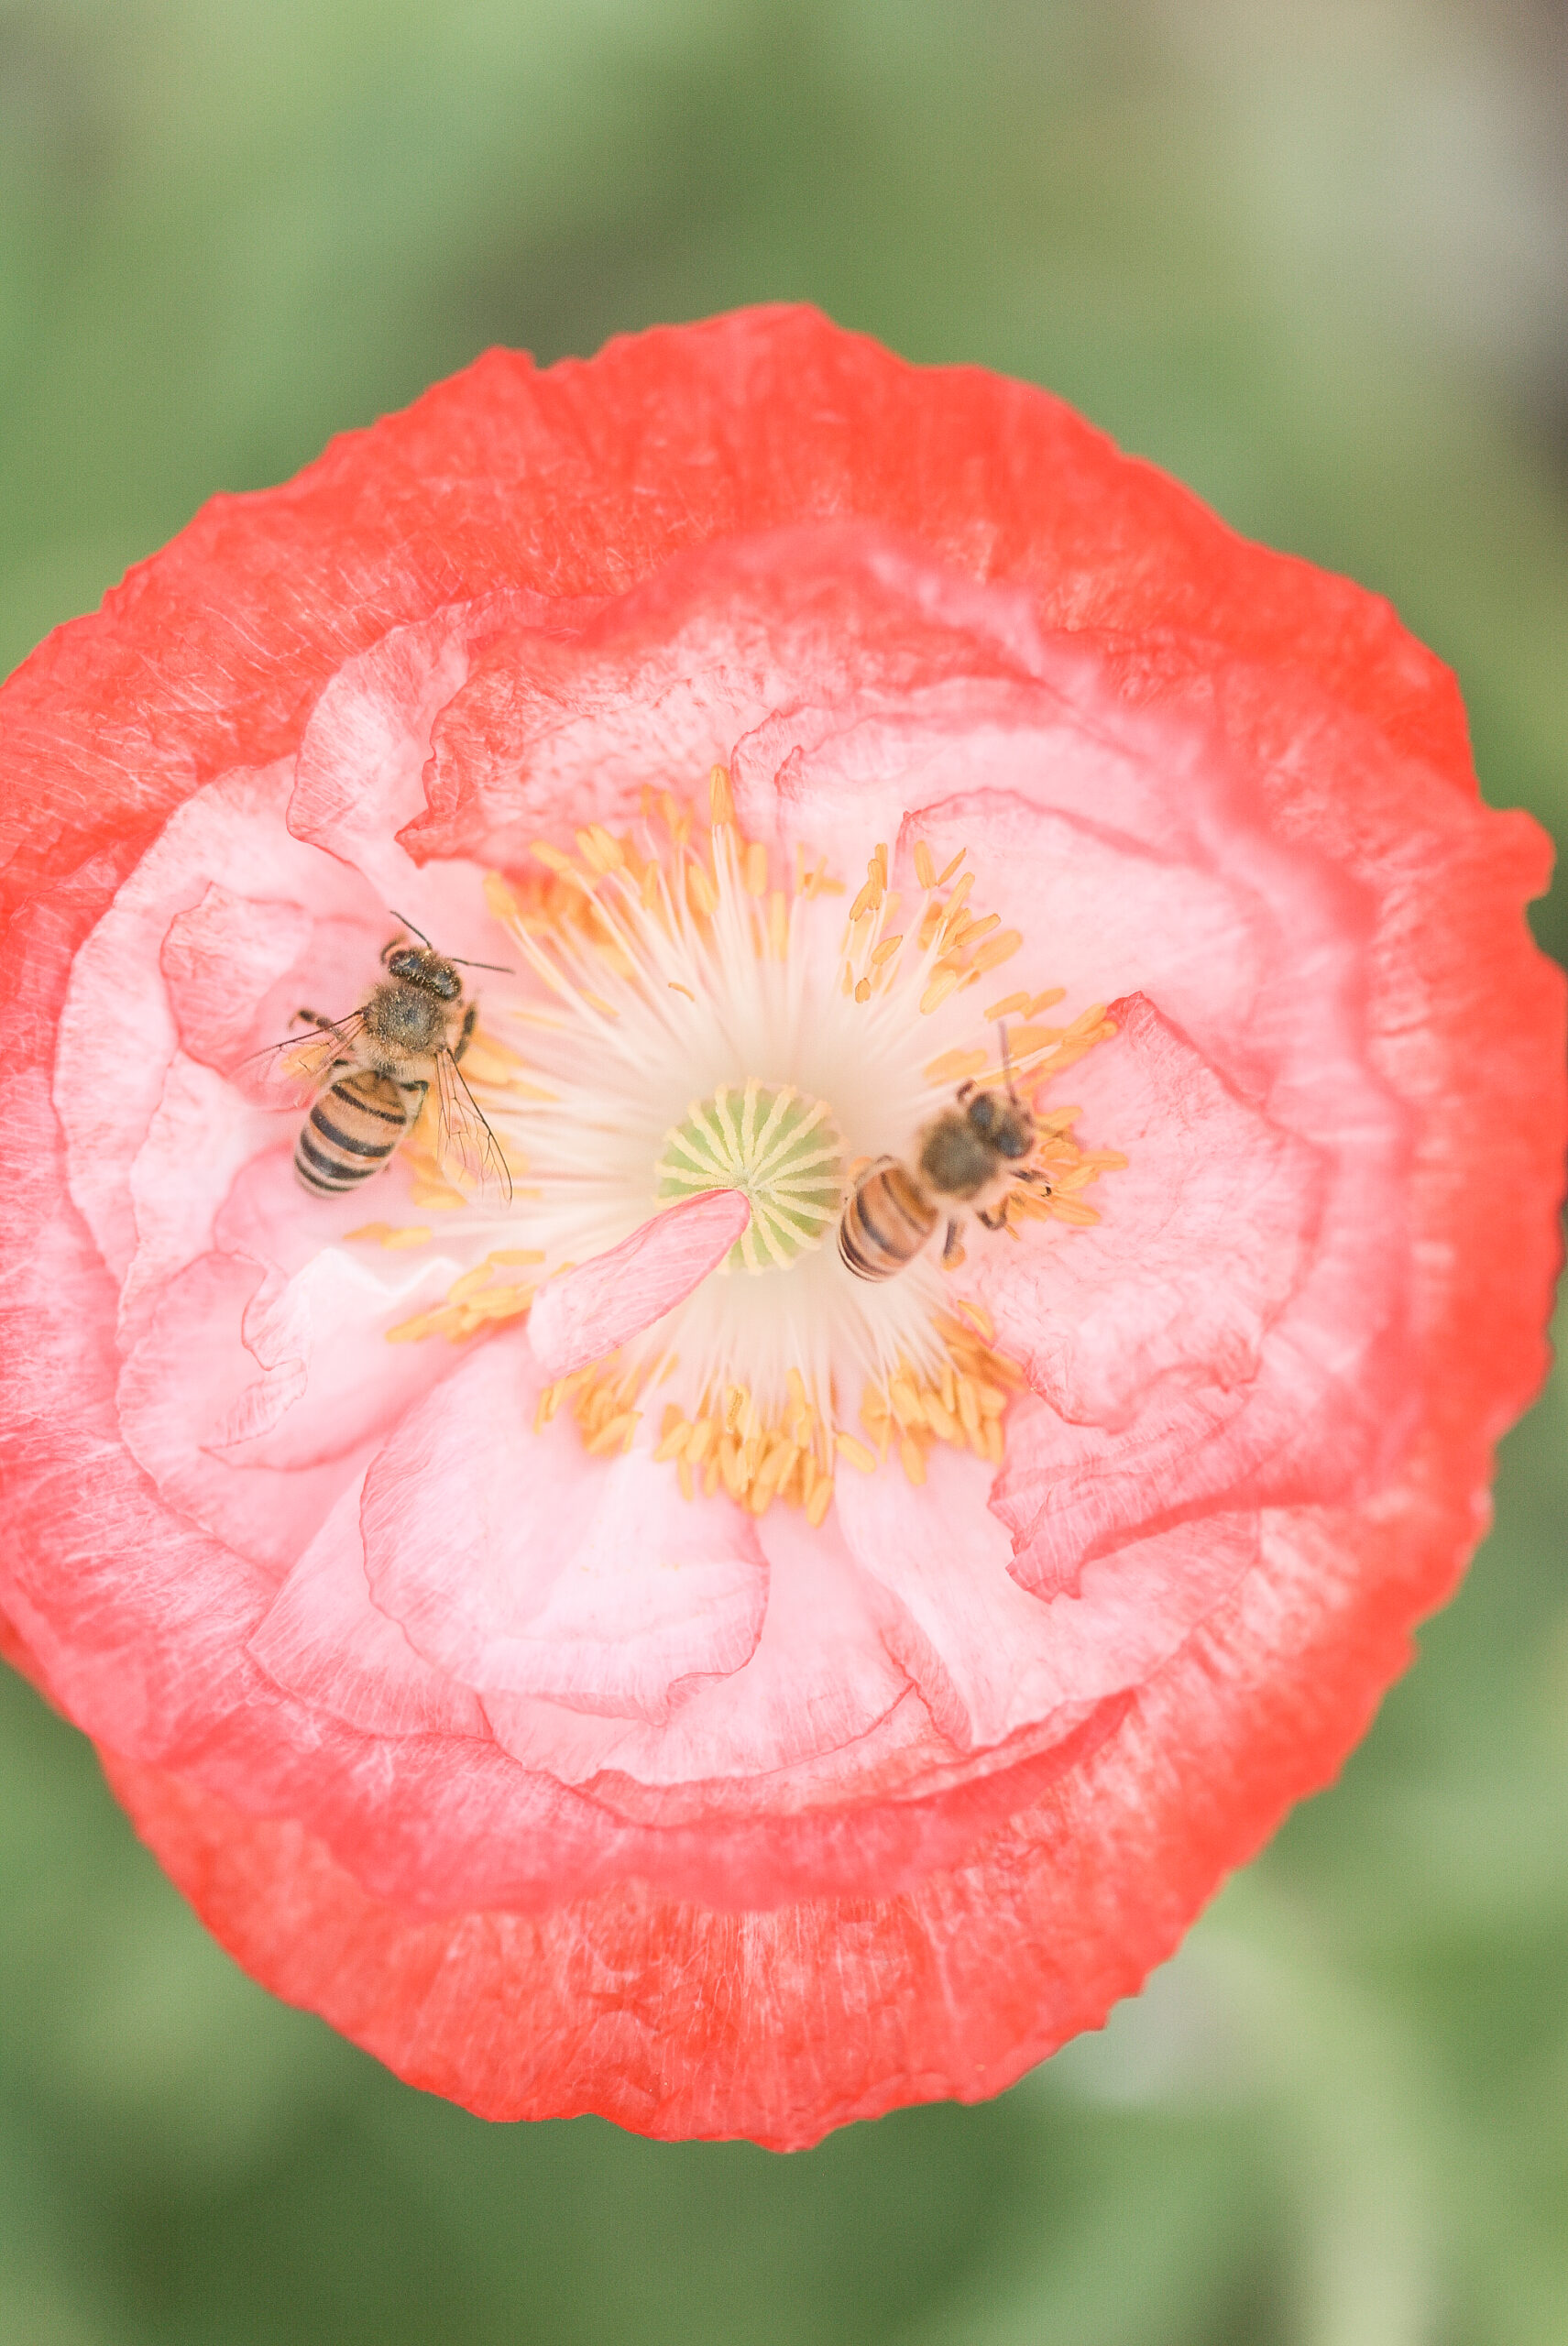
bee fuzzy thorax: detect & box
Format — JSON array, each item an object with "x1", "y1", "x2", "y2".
[{"x1": 367, "y1": 772, "x2": 1124, "y2": 1525}]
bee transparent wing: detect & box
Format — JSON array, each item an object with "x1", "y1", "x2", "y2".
[
  {"x1": 243, "y1": 1012, "x2": 367, "y2": 1105},
  {"x1": 434, "y1": 1047, "x2": 513, "y2": 1202}
]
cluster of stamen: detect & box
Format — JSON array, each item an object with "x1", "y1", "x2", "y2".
[{"x1": 347, "y1": 768, "x2": 1125, "y2": 1524}]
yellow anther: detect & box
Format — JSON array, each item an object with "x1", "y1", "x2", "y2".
[
  {"x1": 709, "y1": 765, "x2": 736, "y2": 826},
  {"x1": 871, "y1": 933, "x2": 903, "y2": 966},
  {"x1": 1048, "y1": 1197, "x2": 1102, "y2": 1225},
  {"x1": 923, "y1": 1046, "x2": 988, "y2": 1084},
  {"x1": 969, "y1": 928, "x2": 1022, "y2": 975},
  {"x1": 983, "y1": 991, "x2": 1032, "y2": 1021},
  {"x1": 530, "y1": 839, "x2": 577, "y2": 875},
  {"x1": 899, "y1": 1437, "x2": 927, "y2": 1485},
  {"x1": 586, "y1": 1411, "x2": 639, "y2": 1456},
  {"x1": 447, "y1": 1263, "x2": 496, "y2": 1304},
  {"x1": 744, "y1": 840, "x2": 769, "y2": 896},
  {"x1": 937, "y1": 847, "x2": 967, "y2": 885},
  {"x1": 668, "y1": 980, "x2": 696, "y2": 1000},
  {"x1": 920, "y1": 969, "x2": 962, "y2": 1014},
  {"x1": 854, "y1": 977, "x2": 872, "y2": 1003},
  {"x1": 464, "y1": 1286, "x2": 534, "y2": 1323},
  {"x1": 718, "y1": 1436, "x2": 747, "y2": 1498},
  {"x1": 806, "y1": 1476, "x2": 835, "y2": 1527},
  {"x1": 836, "y1": 1432, "x2": 878, "y2": 1473},
  {"x1": 889, "y1": 1376, "x2": 924, "y2": 1431},
  {"x1": 924, "y1": 1393, "x2": 963, "y2": 1443},
  {"x1": 913, "y1": 839, "x2": 936, "y2": 890},
  {"x1": 946, "y1": 912, "x2": 1000, "y2": 957},
  {"x1": 576, "y1": 826, "x2": 625, "y2": 872},
  {"x1": 768, "y1": 891, "x2": 789, "y2": 960}
]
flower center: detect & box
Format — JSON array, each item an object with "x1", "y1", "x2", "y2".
[
  {"x1": 656, "y1": 1080, "x2": 844, "y2": 1273},
  {"x1": 368, "y1": 768, "x2": 1125, "y2": 1526}
]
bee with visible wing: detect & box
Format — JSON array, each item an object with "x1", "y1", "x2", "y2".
[
  {"x1": 260, "y1": 915, "x2": 512, "y2": 1203},
  {"x1": 839, "y1": 1032, "x2": 1050, "y2": 1280}
]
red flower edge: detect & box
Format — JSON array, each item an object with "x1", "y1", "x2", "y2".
[{"x1": 0, "y1": 305, "x2": 1561, "y2": 2148}]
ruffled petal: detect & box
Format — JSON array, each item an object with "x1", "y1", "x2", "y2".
[
  {"x1": 54, "y1": 762, "x2": 371, "y2": 1282},
  {"x1": 116, "y1": 1230, "x2": 469, "y2": 1573},
  {"x1": 838, "y1": 1441, "x2": 1257, "y2": 1749},
  {"x1": 482, "y1": 1497, "x2": 912, "y2": 1797},
  {"x1": 361, "y1": 1339, "x2": 769, "y2": 1723},
  {"x1": 247, "y1": 1473, "x2": 491, "y2": 1740}
]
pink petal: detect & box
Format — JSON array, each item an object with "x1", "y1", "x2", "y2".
[
  {"x1": 406, "y1": 526, "x2": 1039, "y2": 864},
  {"x1": 837, "y1": 1441, "x2": 1259, "y2": 1750},
  {"x1": 54, "y1": 760, "x2": 372, "y2": 1281},
  {"x1": 483, "y1": 1498, "x2": 911, "y2": 1793},
  {"x1": 989, "y1": 992, "x2": 1326, "y2": 1426},
  {"x1": 527, "y1": 1189, "x2": 751, "y2": 1381},
  {"x1": 247, "y1": 1473, "x2": 490, "y2": 1740},
  {"x1": 988, "y1": 994, "x2": 1411, "y2": 1587},
  {"x1": 115, "y1": 1232, "x2": 472, "y2": 1575},
  {"x1": 361, "y1": 1336, "x2": 768, "y2": 1724}
]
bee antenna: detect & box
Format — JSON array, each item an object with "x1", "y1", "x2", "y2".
[
  {"x1": 386, "y1": 908, "x2": 434, "y2": 948},
  {"x1": 449, "y1": 957, "x2": 515, "y2": 973},
  {"x1": 998, "y1": 1021, "x2": 1018, "y2": 1100}
]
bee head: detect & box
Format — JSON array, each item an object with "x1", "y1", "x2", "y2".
[
  {"x1": 384, "y1": 942, "x2": 463, "y2": 1002},
  {"x1": 965, "y1": 1088, "x2": 1035, "y2": 1159}
]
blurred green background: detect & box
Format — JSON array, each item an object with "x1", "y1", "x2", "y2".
[{"x1": 3, "y1": 2, "x2": 1565, "y2": 2340}]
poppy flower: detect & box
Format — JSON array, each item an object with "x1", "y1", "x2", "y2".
[{"x1": 0, "y1": 306, "x2": 1561, "y2": 2151}]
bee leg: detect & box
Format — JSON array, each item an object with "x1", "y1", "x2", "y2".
[
  {"x1": 294, "y1": 1007, "x2": 340, "y2": 1036},
  {"x1": 452, "y1": 1002, "x2": 478, "y2": 1064},
  {"x1": 941, "y1": 1220, "x2": 966, "y2": 1270},
  {"x1": 1014, "y1": 1168, "x2": 1054, "y2": 1192},
  {"x1": 956, "y1": 1080, "x2": 976, "y2": 1104},
  {"x1": 975, "y1": 1201, "x2": 1009, "y2": 1232}
]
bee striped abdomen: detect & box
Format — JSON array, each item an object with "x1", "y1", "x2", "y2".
[
  {"x1": 295, "y1": 1069, "x2": 416, "y2": 1194},
  {"x1": 839, "y1": 1161, "x2": 939, "y2": 1280}
]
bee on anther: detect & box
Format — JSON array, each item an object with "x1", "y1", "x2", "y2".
[
  {"x1": 255, "y1": 914, "x2": 512, "y2": 1202},
  {"x1": 839, "y1": 1036, "x2": 1051, "y2": 1280}
]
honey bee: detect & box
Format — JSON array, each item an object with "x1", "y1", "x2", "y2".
[
  {"x1": 260, "y1": 915, "x2": 511, "y2": 1202},
  {"x1": 839, "y1": 1066, "x2": 1050, "y2": 1281}
]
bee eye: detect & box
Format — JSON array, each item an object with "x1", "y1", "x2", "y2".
[
  {"x1": 996, "y1": 1118, "x2": 1033, "y2": 1159},
  {"x1": 967, "y1": 1092, "x2": 998, "y2": 1136},
  {"x1": 436, "y1": 971, "x2": 461, "y2": 1000}
]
